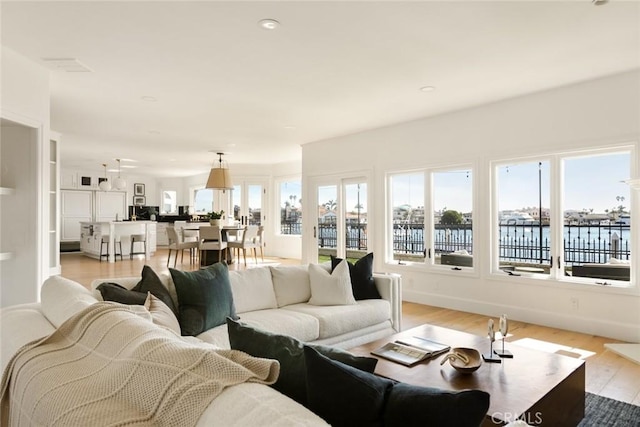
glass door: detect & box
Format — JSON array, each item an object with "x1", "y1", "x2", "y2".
[
  {"x1": 317, "y1": 185, "x2": 338, "y2": 263},
  {"x1": 232, "y1": 180, "x2": 266, "y2": 226},
  {"x1": 309, "y1": 175, "x2": 370, "y2": 264},
  {"x1": 343, "y1": 181, "x2": 368, "y2": 262}
]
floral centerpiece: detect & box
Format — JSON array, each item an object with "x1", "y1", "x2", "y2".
[{"x1": 208, "y1": 210, "x2": 225, "y2": 226}]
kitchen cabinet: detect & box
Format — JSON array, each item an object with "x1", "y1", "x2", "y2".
[
  {"x1": 61, "y1": 190, "x2": 93, "y2": 241},
  {"x1": 156, "y1": 222, "x2": 169, "y2": 246},
  {"x1": 61, "y1": 190, "x2": 126, "y2": 242}
]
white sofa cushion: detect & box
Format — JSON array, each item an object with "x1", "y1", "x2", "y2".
[
  {"x1": 308, "y1": 261, "x2": 356, "y2": 306},
  {"x1": 229, "y1": 267, "x2": 277, "y2": 314},
  {"x1": 41, "y1": 276, "x2": 99, "y2": 328},
  {"x1": 196, "y1": 383, "x2": 329, "y2": 426},
  {"x1": 237, "y1": 309, "x2": 320, "y2": 342},
  {"x1": 282, "y1": 299, "x2": 391, "y2": 339},
  {"x1": 270, "y1": 265, "x2": 312, "y2": 307},
  {"x1": 198, "y1": 308, "x2": 320, "y2": 348},
  {"x1": 0, "y1": 304, "x2": 56, "y2": 372}
]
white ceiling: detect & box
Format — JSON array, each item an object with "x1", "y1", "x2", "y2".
[{"x1": 1, "y1": 1, "x2": 639, "y2": 177}]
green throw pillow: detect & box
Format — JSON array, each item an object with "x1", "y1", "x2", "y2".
[
  {"x1": 96, "y1": 282, "x2": 147, "y2": 305},
  {"x1": 132, "y1": 265, "x2": 178, "y2": 316},
  {"x1": 170, "y1": 263, "x2": 238, "y2": 336},
  {"x1": 304, "y1": 346, "x2": 392, "y2": 427},
  {"x1": 226, "y1": 317, "x2": 377, "y2": 406},
  {"x1": 303, "y1": 346, "x2": 490, "y2": 427},
  {"x1": 96, "y1": 266, "x2": 177, "y2": 317}
]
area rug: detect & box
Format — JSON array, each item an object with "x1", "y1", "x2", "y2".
[{"x1": 578, "y1": 392, "x2": 640, "y2": 427}]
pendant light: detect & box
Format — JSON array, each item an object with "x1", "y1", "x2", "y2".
[
  {"x1": 205, "y1": 152, "x2": 233, "y2": 190},
  {"x1": 113, "y1": 158, "x2": 127, "y2": 190},
  {"x1": 98, "y1": 163, "x2": 111, "y2": 191}
]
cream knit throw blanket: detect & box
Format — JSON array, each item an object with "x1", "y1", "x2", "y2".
[{"x1": 1, "y1": 303, "x2": 279, "y2": 426}]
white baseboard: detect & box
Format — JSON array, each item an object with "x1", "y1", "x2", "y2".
[{"x1": 403, "y1": 289, "x2": 640, "y2": 343}]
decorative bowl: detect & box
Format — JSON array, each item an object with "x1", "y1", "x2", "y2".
[{"x1": 440, "y1": 347, "x2": 482, "y2": 374}]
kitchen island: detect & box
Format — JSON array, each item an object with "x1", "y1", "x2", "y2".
[{"x1": 79, "y1": 221, "x2": 156, "y2": 263}]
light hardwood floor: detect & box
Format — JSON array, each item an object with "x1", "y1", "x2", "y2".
[{"x1": 60, "y1": 249, "x2": 640, "y2": 406}]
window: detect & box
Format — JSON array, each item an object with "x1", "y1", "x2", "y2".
[
  {"x1": 247, "y1": 184, "x2": 263, "y2": 225},
  {"x1": 232, "y1": 185, "x2": 242, "y2": 220},
  {"x1": 496, "y1": 160, "x2": 551, "y2": 275},
  {"x1": 492, "y1": 148, "x2": 633, "y2": 286},
  {"x1": 233, "y1": 182, "x2": 264, "y2": 225},
  {"x1": 161, "y1": 190, "x2": 177, "y2": 214},
  {"x1": 317, "y1": 185, "x2": 338, "y2": 262},
  {"x1": 279, "y1": 179, "x2": 302, "y2": 235},
  {"x1": 388, "y1": 169, "x2": 474, "y2": 268},
  {"x1": 562, "y1": 152, "x2": 631, "y2": 282},
  {"x1": 390, "y1": 172, "x2": 425, "y2": 263},
  {"x1": 433, "y1": 169, "x2": 473, "y2": 267},
  {"x1": 193, "y1": 188, "x2": 213, "y2": 214}
]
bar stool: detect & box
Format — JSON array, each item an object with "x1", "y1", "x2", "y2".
[
  {"x1": 100, "y1": 234, "x2": 123, "y2": 262},
  {"x1": 130, "y1": 234, "x2": 147, "y2": 259}
]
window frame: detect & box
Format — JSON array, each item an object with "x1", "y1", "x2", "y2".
[
  {"x1": 160, "y1": 189, "x2": 178, "y2": 215},
  {"x1": 385, "y1": 163, "x2": 477, "y2": 275},
  {"x1": 490, "y1": 145, "x2": 637, "y2": 290}
]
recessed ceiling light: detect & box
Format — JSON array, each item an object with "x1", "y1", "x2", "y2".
[
  {"x1": 120, "y1": 158, "x2": 138, "y2": 162},
  {"x1": 284, "y1": 125, "x2": 296, "y2": 130},
  {"x1": 420, "y1": 86, "x2": 436, "y2": 92},
  {"x1": 592, "y1": 0, "x2": 609, "y2": 5},
  {"x1": 120, "y1": 165, "x2": 137, "y2": 169},
  {"x1": 141, "y1": 96, "x2": 157, "y2": 102},
  {"x1": 258, "y1": 19, "x2": 280, "y2": 30}
]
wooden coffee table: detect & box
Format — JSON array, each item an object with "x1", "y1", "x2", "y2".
[{"x1": 349, "y1": 324, "x2": 585, "y2": 426}]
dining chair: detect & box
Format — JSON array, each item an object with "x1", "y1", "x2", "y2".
[
  {"x1": 228, "y1": 225, "x2": 260, "y2": 266},
  {"x1": 174, "y1": 220, "x2": 198, "y2": 243},
  {"x1": 166, "y1": 226, "x2": 198, "y2": 267},
  {"x1": 198, "y1": 226, "x2": 228, "y2": 264},
  {"x1": 253, "y1": 225, "x2": 265, "y2": 262}
]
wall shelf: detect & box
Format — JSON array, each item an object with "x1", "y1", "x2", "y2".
[{"x1": 0, "y1": 187, "x2": 16, "y2": 196}]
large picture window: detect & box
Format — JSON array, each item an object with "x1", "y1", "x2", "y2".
[
  {"x1": 388, "y1": 168, "x2": 475, "y2": 268},
  {"x1": 562, "y1": 152, "x2": 631, "y2": 282},
  {"x1": 492, "y1": 148, "x2": 633, "y2": 286}
]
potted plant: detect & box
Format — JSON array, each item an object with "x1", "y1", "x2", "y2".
[{"x1": 208, "y1": 210, "x2": 225, "y2": 226}]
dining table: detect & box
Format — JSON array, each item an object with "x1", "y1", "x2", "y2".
[{"x1": 183, "y1": 223, "x2": 244, "y2": 266}]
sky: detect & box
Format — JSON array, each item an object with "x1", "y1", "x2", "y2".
[{"x1": 388, "y1": 152, "x2": 631, "y2": 215}]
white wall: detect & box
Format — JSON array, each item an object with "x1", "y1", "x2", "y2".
[
  {"x1": 0, "y1": 47, "x2": 51, "y2": 306},
  {"x1": 302, "y1": 70, "x2": 640, "y2": 342}
]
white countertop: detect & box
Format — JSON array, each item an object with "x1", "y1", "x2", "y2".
[{"x1": 80, "y1": 221, "x2": 156, "y2": 225}]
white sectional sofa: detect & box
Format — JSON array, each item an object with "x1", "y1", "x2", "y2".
[{"x1": 1, "y1": 264, "x2": 402, "y2": 426}]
